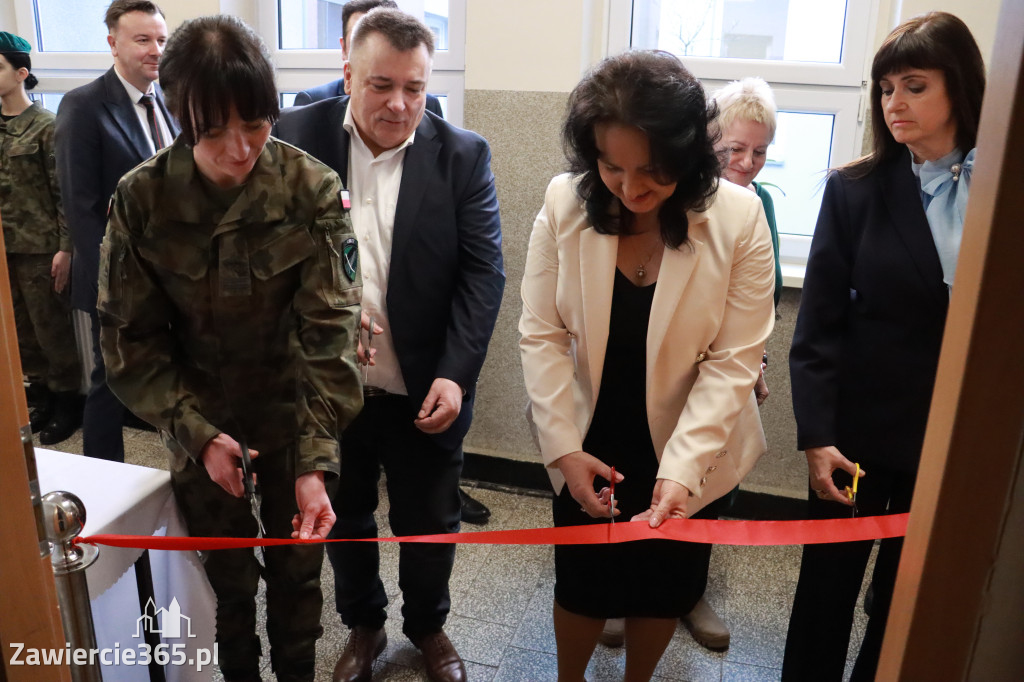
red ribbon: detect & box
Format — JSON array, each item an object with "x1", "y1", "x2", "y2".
[{"x1": 77, "y1": 514, "x2": 908, "y2": 551}]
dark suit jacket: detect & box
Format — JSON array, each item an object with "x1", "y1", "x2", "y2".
[
  {"x1": 55, "y1": 67, "x2": 177, "y2": 311},
  {"x1": 294, "y1": 77, "x2": 444, "y2": 117},
  {"x1": 790, "y1": 149, "x2": 948, "y2": 473},
  {"x1": 275, "y1": 97, "x2": 505, "y2": 449}
]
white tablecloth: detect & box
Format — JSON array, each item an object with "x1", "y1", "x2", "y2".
[{"x1": 37, "y1": 449, "x2": 216, "y2": 681}]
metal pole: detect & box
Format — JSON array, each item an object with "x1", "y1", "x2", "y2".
[{"x1": 43, "y1": 491, "x2": 102, "y2": 682}]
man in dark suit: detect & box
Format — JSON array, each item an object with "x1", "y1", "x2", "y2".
[
  {"x1": 276, "y1": 8, "x2": 504, "y2": 682},
  {"x1": 296, "y1": 0, "x2": 489, "y2": 528},
  {"x1": 55, "y1": 0, "x2": 176, "y2": 462}
]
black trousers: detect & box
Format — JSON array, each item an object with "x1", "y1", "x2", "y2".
[
  {"x1": 326, "y1": 394, "x2": 463, "y2": 640},
  {"x1": 782, "y1": 466, "x2": 916, "y2": 681},
  {"x1": 82, "y1": 310, "x2": 126, "y2": 462},
  {"x1": 171, "y1": 447, "x2": 324, "y2": 681}
]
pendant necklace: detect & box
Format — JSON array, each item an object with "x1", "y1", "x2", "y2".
[{"x1": 630, "y1": 236, "x2": 660, "y2": 280}]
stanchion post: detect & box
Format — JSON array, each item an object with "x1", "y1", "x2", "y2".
[{"x1": 42, "y1": 491, "x2": 102, "y2": 682}]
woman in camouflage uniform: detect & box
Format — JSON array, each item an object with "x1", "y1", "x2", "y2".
[
  {"x1": 97, "y1": 16, "x2": 363, "y2": 682},
  {"x1": 0, "y1": 31, "x2": 83, "y2": 443}
]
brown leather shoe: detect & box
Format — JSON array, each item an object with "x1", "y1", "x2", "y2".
[
  {"x1": 332, "y1": 626, "x2": 386, "y2": 682},
  {"x1": 413, "y1": 631, "x2": 466, "y2": 682}
]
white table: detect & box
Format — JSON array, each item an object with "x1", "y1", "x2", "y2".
[{"x1": 37, "y1": 449, "x2": 216, "y2": 682}]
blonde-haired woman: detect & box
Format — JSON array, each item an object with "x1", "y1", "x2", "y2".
[{"x1": 712, "y1": 77, "x2": 782, "y2": 313}]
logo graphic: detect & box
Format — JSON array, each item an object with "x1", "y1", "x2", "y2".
[{"x1": 134, "y1": 598, "x2": 195, "y2": 639}]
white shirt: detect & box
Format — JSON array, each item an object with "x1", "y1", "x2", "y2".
[
  {"x1": 343, "y1": 105, "x2": 416, "y2": 395},
  {"x1": 113, "y1": 68, "x2": 172, "y2": 155}
]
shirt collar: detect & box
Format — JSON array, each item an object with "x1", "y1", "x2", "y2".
[
  {"x1": 911, "y1": 147, "x2": 964, "y2": 180},
  {"x1": 342, "y1": 104, "x2": 416, "y2": 160},
  {"x1": 1, "y1": 101, "x2": 42, "y2": 135},
  {"x1": 113, "y1": 67, "x2": 154, "y2": 105}
]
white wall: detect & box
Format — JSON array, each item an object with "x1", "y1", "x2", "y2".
[
  {"x1": 465, "y1": 0, "x2": 587, "y2": 92},
  {"x1": 897, "y1": 0, "x2": 999, "y2": 65}
]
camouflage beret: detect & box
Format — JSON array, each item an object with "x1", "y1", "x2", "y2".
[{"x1": 0, "y1": 32, "x2": 31, "y2": 54}]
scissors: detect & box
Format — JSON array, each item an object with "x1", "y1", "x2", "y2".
[
  {"x1": 844, "y1": 463, "x2": 860, "y2": 517},
  {"x1": 240, "y1": 441, "x2": 266, "y2": 537},
  {"x1": 362, "y1": 315, "x2": 376, "y2": 384},
  {"x1": 608, "y1": 466, "x2": 616, "y2": 524}
]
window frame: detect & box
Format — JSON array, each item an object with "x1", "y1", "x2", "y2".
[
  {"x1": 258, "y1": 0, "x2": 465, "y2": 71},
  {"x1": 608, "y1": 0, "x2": 881, "y2": 286},
  {"x1": 12, "y1": 0, "x2": 115, "y2": 70},
  {"x1": 16, "y1": 0, "x2": 467, "y2": 126},
  {"x1": 257, "y1": 0, "x2": 466, "y2": 124},
  {"x1": 609, "y1": 0, "x2": 874, "y2": 87}
]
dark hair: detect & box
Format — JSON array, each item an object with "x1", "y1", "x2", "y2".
[
  {"x1": 104, "y1": 0, "x2": 165, "y2": 31},
  {"x1": 159, "y1": 15, "x2": 279, "y2": 146},
  {"x1": 844, "y1": 11, "x2": 985, "y2": 179},
  {"x1": 563, "y1": 50, "x2": 720, "y2": 248},
  {"x1": 1, "y1": 51, "x2": 37, "y2": 90},
  {"x1": 342, "y1": 0, "x2": 398, "y2": 44},
  {"x1": 350, "y1": 7, "x2": 435, "y2": 58}
]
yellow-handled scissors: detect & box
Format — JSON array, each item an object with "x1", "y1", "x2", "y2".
[{"x1": 844, "y1": 463, "x2": 860, "y2": 517}]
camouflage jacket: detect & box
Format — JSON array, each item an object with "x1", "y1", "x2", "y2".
[
  {"x1": 98, "y1": 137, "x2": 363, "y2": 477},
  {"x1": 0, "y1": 102, "x2": 69, "y2": 254}
]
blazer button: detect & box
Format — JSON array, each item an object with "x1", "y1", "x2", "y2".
[
  {"x1": 715, "y1": 449, "x2": 727, "y2": 458},
  {"x1": 706, "y1": 465, "x2": 717, "y2": 473},
  {"x1": 699, "y1": 477, "x2": 707, "y2": 487},
  {"x1": 695, "y1": 352, "x2": 707, "y2": 363}
]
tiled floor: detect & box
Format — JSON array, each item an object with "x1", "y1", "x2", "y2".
[{"x1": 41, "y1": 428, "x2": 873, "y2": 681}]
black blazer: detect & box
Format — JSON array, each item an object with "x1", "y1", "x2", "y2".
[
  {"x1": 790, "y1": 149, "x2": 949, "y2": 473},
  {"x1": 55, "y1": 67, "x2": 178, "y2": 311},
  {"x1": 294, "y1": 78, "x2": 444, "y2": 117},
  {"x1": 274, "y1": 97, "x2": 505, "y2": 449}
]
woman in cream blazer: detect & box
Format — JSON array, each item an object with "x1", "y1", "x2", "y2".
[
  {"x1": 519, "y1": 50, "x2": 775, "y2": 681},
  {"x1": 521, "y1": 172, "x2": 774, "y2": 509}
]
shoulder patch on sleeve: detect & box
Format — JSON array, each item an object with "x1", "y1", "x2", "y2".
[{"x1": 342, "y1": 237, "x2": 358, "y2": 282}]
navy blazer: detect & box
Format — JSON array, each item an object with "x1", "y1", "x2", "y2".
[
  {"x1": 55, "y1": 67, "x2": 178, "y2": 311},
  {"x1": 790, "y1": 149, "x2": 949, "y2": 473},
  {"x1": 294, "y1": 77, "x2": 444, "y2": 117},
  {"x1": 274, "y1": 97, "x2": 505, "y2": 448}
]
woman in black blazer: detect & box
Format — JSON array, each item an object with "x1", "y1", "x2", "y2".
[{"x1": 782, "y1": 12, "x2": 985, "y2": 681}]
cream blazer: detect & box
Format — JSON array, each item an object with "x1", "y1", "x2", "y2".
[{"x1": 519, "y1": 174, "x2": 776, "y2": 515}]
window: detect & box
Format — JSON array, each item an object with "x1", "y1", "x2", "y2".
[
  {"x1": 32, "y1": 93, "x2": 65, "y2": 113},
  {"x1": 32, "y1": 0, "x2": 109, "y2": 52},
  {"x1": 278, "y1": 0, "x2": 451, "y2": 52},
  {"x1": 261, "y1": 0, "x2": 466, "y2": 125},
  {"x1": 610, "y1": 0, "x2": 875, "y2": 284}
]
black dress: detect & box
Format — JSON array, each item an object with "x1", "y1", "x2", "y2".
[{"x1": 552, "y1": 268, "x2": 712, "y2": 618}]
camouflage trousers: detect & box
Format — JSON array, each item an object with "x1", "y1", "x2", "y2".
[
  {"x1": 170, "y1": 446, "x2": 326, "y2": 682},
  {"x1": 7, "y1": 252, "x2": 81, "y2": 392}
]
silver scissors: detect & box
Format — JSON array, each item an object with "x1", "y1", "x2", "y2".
[
  {"x1": 609, "y1": 466, "x2": 616, "y2": 524},
  {"x1": 362, "y1": 315, "x2": 376, "y2": 384},
  {"x1": 240, "y1": 441, "x2": 266, "y2": 537}
]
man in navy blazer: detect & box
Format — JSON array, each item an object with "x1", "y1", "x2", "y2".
[
  {"x1": 296, "y1": 0, "x2": 489, "y2": 529},
  {"x1": 275, "y1": 9, "x2": 503, "y2": 682},
  {"x1": 55, "y1": 0, "x2": 177, "y2": 462}
]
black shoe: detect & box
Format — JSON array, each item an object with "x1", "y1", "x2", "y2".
[
  {"x1": 39, "y1": 391, "x2": 83, "y2": 445},
  {"x1": 459, "y1": 488, "x2": 490, "y2": 525},
  {"x1": 27, "y1": 385, "x2": 54, "y2": 433}
]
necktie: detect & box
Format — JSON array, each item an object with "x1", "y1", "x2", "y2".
[{"x1": 138, "y1": 93, "x2": 167, "y2": 151}]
